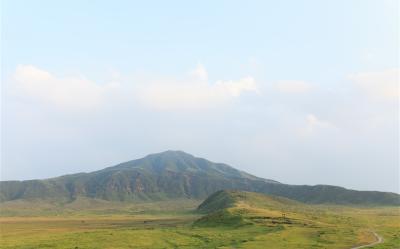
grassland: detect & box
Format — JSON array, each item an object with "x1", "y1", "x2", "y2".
[{"x1": 0, "y1": 193, "x2": 399, "y2": 249}]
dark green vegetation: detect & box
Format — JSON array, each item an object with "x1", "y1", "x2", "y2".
[
  {"x1": 1, "y1": 190, "x2": 399, "y2": 249},
  {"x1": 1, "y1": 151, "x2": 399, "y2": 205}
]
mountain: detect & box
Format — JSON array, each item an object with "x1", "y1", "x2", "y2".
[{"x1": 0, "y1": 151, "x2": 399, "y2": 205}]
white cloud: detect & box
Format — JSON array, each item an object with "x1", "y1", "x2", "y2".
[
  {"x1": 297, "y1": 114, "x2": 337, "y2": 136},
  {"x1": 349, "y1": 68, "x2": 399, "y2": 100},
  {"x1": 12, "y1": 64, "x2": 258, "y2": 111},
  {"x1": 276, "y1": 80, "x2": 312, "y2": 93},
  {"x1": 215, "y1": 77, "x2": 258, "y2": 97},
  {"x1": 139, "y1": 65, "x2": 258, "y2": 110},
  {"x1": 13, "y1": 65, "x2": 118, "y2": 110},
  {"x1": 189, "y1": 63, "x2": 208, "y2": 81},
  {"x1": 306, "y1": 114, "x2": 334, "y2": 131}
]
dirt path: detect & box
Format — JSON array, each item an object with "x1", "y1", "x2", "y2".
[{"x1": 350, "y1": 231, "x2": 383, "y2": 249}]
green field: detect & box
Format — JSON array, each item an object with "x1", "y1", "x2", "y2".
[{"x1": 0, "y1": 193, "x2": 399, "y2": 249}]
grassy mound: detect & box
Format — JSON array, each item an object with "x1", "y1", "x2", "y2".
[
  {"x1": 193, "y1": 209, "x2": 248, "y2": 227},
  {"x1": 196, "y1": 190, "x2": 236, "y2": 213},
  {"x1": 194, "y1": 190, "x2": 302, "y2": 227},
  {"x1": 197, "y1": 190, "x2": 300, "y2": 213}
]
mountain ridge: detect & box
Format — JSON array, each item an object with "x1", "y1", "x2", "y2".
[{"x1": 1, "y1": 151, "x2": 399, "y2": 205}]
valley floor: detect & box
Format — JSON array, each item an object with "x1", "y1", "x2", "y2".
[{"x1": 0, "y1": 199, "x2": 399, "y2": 249}]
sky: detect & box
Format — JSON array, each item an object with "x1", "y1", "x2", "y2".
[{"x1": 1, "y1": 0, "x2": 399, "y2": 193}]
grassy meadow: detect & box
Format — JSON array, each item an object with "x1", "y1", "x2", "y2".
[{"x1": 0, "y1": 196, "x2": 399, "y2": 249}]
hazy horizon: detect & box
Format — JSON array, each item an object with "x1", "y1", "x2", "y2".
[{"x1": 1, "y1": 0, "x2": 399, "y2": 193}]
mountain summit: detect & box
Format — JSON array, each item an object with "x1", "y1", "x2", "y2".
[
  {"x1": 103, "y1": 150, "x2": 276, "y2": 183},
  {"x1": 1, "y1": 151, "x2": 399, "y2": 205}
]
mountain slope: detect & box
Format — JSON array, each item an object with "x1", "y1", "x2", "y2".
[
  {"x1": 0, "y1": 151, "x2": 275, "y2": 202},
  {"x1": 0, "y1": 151, "x2": 399, "y2": 205}
]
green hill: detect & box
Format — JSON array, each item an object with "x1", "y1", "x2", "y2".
[
  {"x1": 1, "y1": 151, "x2": 399, "y2": 205},
  {"x1": 194, "y1": 190, "x2": 301, "y2": 227},
  {"x1": 197, "y1": 190, "x2": 299, "y2": 214},
  {"x1": 192, "y1": 190, "x2": 399, "y2": 248}
]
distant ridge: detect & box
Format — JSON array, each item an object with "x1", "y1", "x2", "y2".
[{"x1": 0, "y1": 151, "x2": 399, "y2": 205}]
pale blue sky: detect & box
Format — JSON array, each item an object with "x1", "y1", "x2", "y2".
[{"x1": 1, "y1": 0, "x2": 399, "y2": 192}]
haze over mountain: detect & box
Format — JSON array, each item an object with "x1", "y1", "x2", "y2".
[{"x1": 0, "y1": 151, "x2": 399, "y2": 205}]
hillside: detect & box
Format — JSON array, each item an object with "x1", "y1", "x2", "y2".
[
  {"x1": 0, "y1": 151, "x2": 399, "y2": 205},
  {"x1": 194, "y1": 190, "x2": 303, "y2": 227},
  {"x1": 192, "y1": 190, "x2": 399, "y2": 248},
  {"x1": 197, "y1": 190, "x2": 299, "y2": 214}
]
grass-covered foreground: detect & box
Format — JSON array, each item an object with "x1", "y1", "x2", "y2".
[{"x1": 0, "y1": 192, "x2": 399, "y2": 249}]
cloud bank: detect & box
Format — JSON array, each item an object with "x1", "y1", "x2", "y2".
[
  {"x1": 138, "y1": 65, "x2": 258, "y2": 110},
  {"x1": 276, "y1": 80, "x2": 313, "y2": 93},
  {"x1": 14, "y1": 65, "x2": 118, "y2": 110},
  {"x1": 12, "y1": 64, "x2": 258, "y2": 112},
  {"x1": 349, "y1": 68, "x2": 399, "y2": 100}
]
